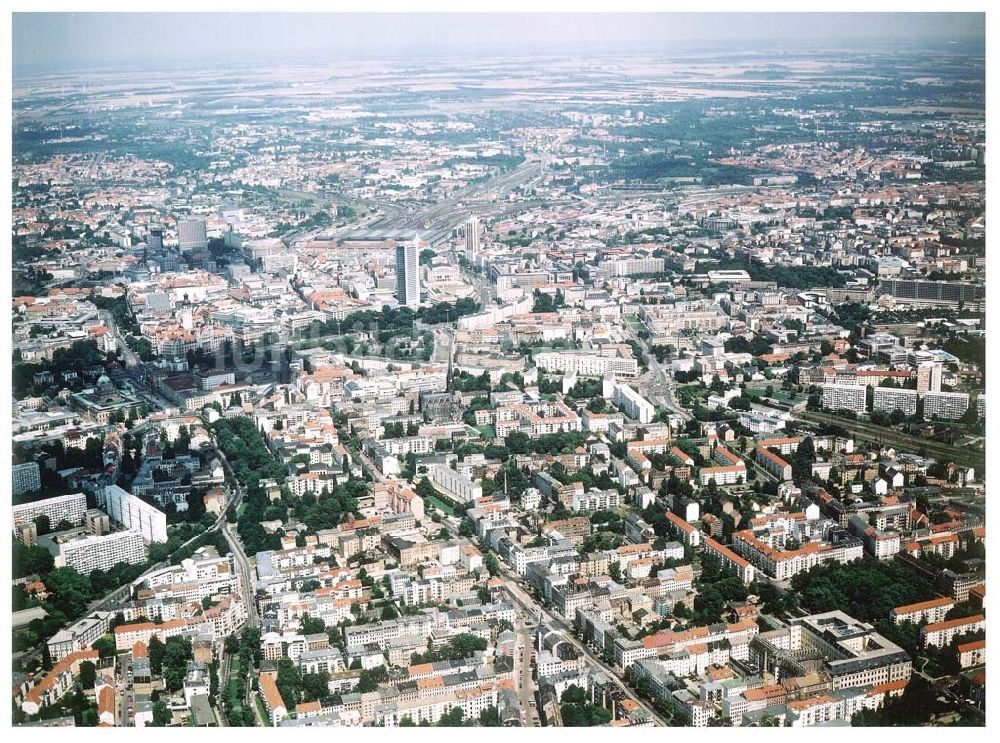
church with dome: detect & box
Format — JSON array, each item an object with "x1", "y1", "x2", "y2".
[{"x1": 70, "y1": 374, "x2": 143, "y2": 425}]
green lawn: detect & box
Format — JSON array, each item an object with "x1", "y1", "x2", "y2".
[
  {"x1": 255, "y1": 696, "x2": 272, "y2": 727},
  {"x1": 425, "y1": 492, "x2": 458, "y2": 516},
  {"x1": 529, "y1": 346, "x2": 558, "y2": 357},
  {"x1": 227, "y1": 678, "x2": 245, "y2": 721}
]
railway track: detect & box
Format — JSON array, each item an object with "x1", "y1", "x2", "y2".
[{"x1": 795, "y1": 409, "x2": 984, "y2": 471}]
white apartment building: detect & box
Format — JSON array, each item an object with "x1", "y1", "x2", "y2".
[
  {"x1": 733, "y1": 531, "x2": 863, "y2": 581},
  {"x1": 699, "y1": 446, "x2": 746, "y2": 486},
  {"x1": 610, "y1": 257, "x2": 666, "y2": 276},
  {"x1": 46, "y1": 610, "x2": 114, "y2": 661},
  {"x1": 494, "y1": 401, "x2": 581, "y2": 438},
  {"x1": 374, "y1": 682, "x2": 503, "y2": 726},
  {"x1": 890, "y1": 597, "x2": 954, "y2": 625},
  {"x1": 535, "y1": 351, "x2": 639, "y2": 379},
  {"x1": 821, "y1": 384, "x2": 867, "y2": 414},
  {"x1": 703, "y1": 536, "x2": 756, "y2": 584},
  {"x1": 737, "y1": 410, "x2": 787, "y2": 435},
  {"x1": 381, "y1": 436, "x2": 434, "y2": 456},
  {"x1": 921, "y1": 614, "x2": 985, "y2": 648},
  {"x1": 103, "y1": 485, "x2": 168, "y2": 543},
  {"x1": 923, "y1": 391, "x2": 970, "y2": 420},
  {"x1": 12, "y1": 461, "x2": 41, "y2": 496},
  {"x1": 571, "y1": 488, "x2": 622, "y2": 513},
  {"x1": 344, "y1": 616, "x2": 433, "y2": 653},
  {"x1": 61, "y1": 530, "x2": 147, "y2": 574},
  {"x1": 428, "y1": 464, "x2": 482, "y2": 504},
  {"x1": 12, "y1": 492, "x2": 88, "y2": 531},
  {"x1": 284, "y1": 471, "x2": 339, "y2": 497},
  {"x1": 873, "y1": 387, "x2": 918, "y2": 416},
  {"x1": 611, "y1": 383, "x2": 655, "y2": 424}
]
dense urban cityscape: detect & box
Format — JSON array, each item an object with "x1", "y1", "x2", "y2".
[{"x1": 9, "y1": 12, "x2": 988, "y2": 730}]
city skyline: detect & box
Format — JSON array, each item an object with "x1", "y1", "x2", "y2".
[
  {"x1": 13, "y1": 11, "x2": 987, "y2": 76},
  {"x1": 8, "y1": 9, "x2": 989, "y2": 731}
]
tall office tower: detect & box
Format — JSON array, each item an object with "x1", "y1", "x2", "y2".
[
  {"x1": 466, "y1": 215, "x2": 481, "y2": 256},
  {"x1": 916, "y1": 361, "x2": 943, "y2": 396},
  {"x1": 147, "y1": 224, "x2": 164, "y2": 251},
  {"x1": 177, "y1": 218, "x2": 208, "y2": 251},
  {"x1": 396, "y1": 234, "x2": 421, "y2": 309}
]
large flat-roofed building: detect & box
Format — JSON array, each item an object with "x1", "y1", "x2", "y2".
[
  {"x1": 13, "y1": 492, "x2": 88, "y2": 533},
  {"x1": 535, "y1": 350, "x2": 639, "y2": 379},
  {"x1": 60, "y1": 530, "x2": 147, "y2": 574},
  {"x1": 640, "y1": 301, "x2": 728, "y2": 335},
  {"x1": 923, "y1": 391, "x2": 970, "y2": 421},
  {"x1": 706, "y1": 269, "x2": 752, "y2": 284},
  {"x1": 611, "y1": 383, "x2": 655, "y2": 424},
  {"x1": 46, "y1": 610, "x2": 114, "y2": 662},
  {"x1": 12, "y1": 461, "x2": 41, "y2": 496},
  {"x1": 103, "y1": 485, "x2": 168, "y2": 543},
  {"x1": 611, "y1": 257, "x2": 665, "y2": 276},
  {"x1": 751, "y1": 610, "x2": 912, "y2": 691},
  {"x1": 873, "y1": 386, "x2": 918, "y2": 416},
  {"x1": 821, "y1": 383, "x2": 867, "y2": 414},
  {"x1": 177, "y1": 218, "x2": 208, "y2": 251},
  {"x1": 427, "y1": 464, "x2": 482, "y2": 504},
  {"x1": 881, "y1": 279, "x2": 983, "y2": 306}
]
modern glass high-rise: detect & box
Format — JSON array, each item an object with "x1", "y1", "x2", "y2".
[{"x1": 396, "y1": 234, "x2": 421, "y2": 309}]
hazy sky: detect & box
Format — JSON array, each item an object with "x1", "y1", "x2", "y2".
[{"x1": 13, "y1": 12, "x2": 986, "y2": 75}]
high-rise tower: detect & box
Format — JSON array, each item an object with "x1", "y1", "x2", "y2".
[
  {"x1": 396, "y1": 234, "x2": 421, "y2": 309},
  {"x1": 466, "y1": 215, "x2": 481, "y2": 257}
]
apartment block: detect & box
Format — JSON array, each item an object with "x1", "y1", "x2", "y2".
[
  {"x1": 12, "y1": 492, "x2": 88, "y2": 532},
  {"x1": 921, "y1": 614, "x2": 985, "y2": 648},
  {"x1": 611, "y1": 383, "x2": 655, "y2": 424},
  {"x1": 12, "y1": 461, "x2": 41, "y2": 496},
  {"x1": 104, "y1": 485, "x2": 168, "y2": 543},
  {"x1": 534, "y1": 350, "x2": 639, "y2": 379},
  {"x1": 821, "y1": 384, "x2": 867, "y2": 414},
  {"x1": 872, "y1": 386, "x2": 918, "y2": 416},
  {"x1": 923, "y1": 391, "x2": 970, "y2": 421},
  {"x1": 61, "y1": 529, "x2": 147, "y2": 574},
  {"x1": 890, "y1": 597, "x2": 954, "y2": 626},
  {"x1": 428, "y1": 464, "x2": 482, "y2": 504}
]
